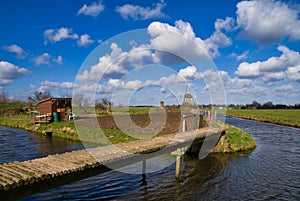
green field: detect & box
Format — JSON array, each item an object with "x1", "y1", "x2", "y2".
[
  {"x1": 0, "y1": 103, "x2": 25, "y2": 110},
  {"x1": 226, "y1": 109, "x2": 300, "y2": 128}
]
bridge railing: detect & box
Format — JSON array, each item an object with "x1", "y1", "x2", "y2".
[{"x1": 182, "y1": 109, "x2": 217, "y2": 132}]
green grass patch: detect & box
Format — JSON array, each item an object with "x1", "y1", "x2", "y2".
[
  {"x1": 212, "y1": 124, "x2": 256, "y2": 153},
  {"x1": 0, "y1": 103, "x2": 25, "y2": 110},
  {"x1": 226, "y1": 109, "x2": 300, "y2": 128},
  {"x1": 225, "y1": 126, "x2": 256, "y2": 152}
]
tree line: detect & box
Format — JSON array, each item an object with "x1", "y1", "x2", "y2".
[{"x1": 228, "y1": 101, "x2": 300, "y2": 109}]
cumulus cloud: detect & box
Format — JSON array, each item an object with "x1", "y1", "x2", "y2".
[
  {"x1": 236, "y1": 0, "x2": 300, "y2": 44},
  {"x1": 77, "y1": 34, "x2": 94, "y2": 46},
  {"x1": 2, "y1": 44, "x2": 27, "y2": 59},
  {"x1": 33, "y1": 53, "x2": 51, "y2": 66},
  {"x1": 77, "y1": 43, "x2": 128, "y2": 81},
  {"x1": 235, "y1": 45, "x2": 300, "y2": 80},
  {"x1": 77, "y1": 20, "x2": 235, "y2": 83},
  {"x1": 77, "y1": 1, "x2": 105, "y2": 17},
  {"x1": 0, "y1": 61, "x2": 30, "y2": 87},
  {"x1": 34, "y1": 53, "x2": 63, "y2": 66},
  {"x1": 116, "y1": 0, "x2": 167, "y2": 20},
  {"x1": 148, "y1": 20, "x2": 210, "y2": 61},
  {"x1": 286, "y1": 65, "x2": 300, "y2": 82},
  {"x1": 214, "y1": 17, "x2": 235, "y2": 32},
  {"x1": 39, "y1": 80, "x2": 74, "y2": 92},
  {"x1": 262, "y1": 72, "x2": 286, "y2": 83},
  {"x1": 178, "y1": 66, "x2": 199, "y2": 80},
  {"x1": 44, "y1": 27, "x2": 79, "y2": 44},
  {"x1": 229, "y1": 51, "x2": 249, "y2": 61}
]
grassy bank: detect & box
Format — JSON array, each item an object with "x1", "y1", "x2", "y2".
[
  {"x1": 226, "y1": 109, "x2": 300, "y2": 128},
  {"x1": 0, "y1": 115, "x2": 137, "y2": 144},
  {"x1": 0, "y1": 113, "x2": 256, "y2": 153},
  {"x1": 212, "y1": 125, "x2": 256, "y2": 153}
]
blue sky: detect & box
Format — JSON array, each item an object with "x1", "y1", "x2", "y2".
[{"x1": 1, "y1": 0, "x2": 300, "y2": 105}]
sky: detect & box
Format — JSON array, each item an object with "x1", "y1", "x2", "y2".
[{"x1": 0, "y1": 0, "x2": 300, "y2": 106}]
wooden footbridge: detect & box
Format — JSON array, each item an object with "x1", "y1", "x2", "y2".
[{"x1": 0, "y1": 126, "x2": 225, "y2": 199}]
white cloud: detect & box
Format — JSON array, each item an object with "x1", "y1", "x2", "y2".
[
  {"x1": 236, "y1": 0, "x2": 300, "y2": 44},
  {"x1": 53, "y1": 55, "x2": 63, "y2": 64},
  {"x1": 229, "y1": 51, "x2": 249, "y2": 61},
  {"x1": 205, "y1": 30, "x2": 232, "y2": 57},
  {"x1": 2, "y1": 44, "x2": 27, "y2": 59},
  {"x1": 148, "y1": 20, "x2": 210, "y2": 61},
  {"x1": 116, "y1": 1, "x2": 167, "y2": 20},
  {"x1": 214, "y1": 17, "x2": 235, "y2": 32},
  {"x1": 274, "y1": 84, "x2": 293, "y2": 91},
  {"x1": 77, "y1": 34, "x2": 94, "y2": 46},
  {"x1": 77, "y1": 43, "x2": 128, "y2": 82},
  {"x1": 235, "y1": 61, "x2": 261, "y2": 78},
  {"x1": 235, "y1": 46, "x2": 300, "y2": 79},
  {"x1": 76, "y1": 20, "x2": 234, "y2": 84},
  {"x1": 178, "y1": 66, "x2": 198, "y2": 80},
  {"x1": 262, "y1": 72, "x2": 286, "y2": 83},
  {"x1": 39, "y1": 80, "x2": 74, "y2": 92},
  {"x1": 286, "y1": 65, "x2": 300, "y2": 82},
  {"x1": 0, "y1": 61, "x2": 30, "y2": 87},
  {"x1": 44, "y1": 27, "x2": 79, "y2": 44},
  {"x1": 260, "y1": 46, "x2": 300, "y2": 72},
  {"x1": 34, "y1": 53, "x2": 63, "y2": 66},
  {"x1": 34, "y1": 53, "x2": 51, "y2": 66},
  {"x1": 77, "y1": 1, "x2": 104, "y2": 17}
]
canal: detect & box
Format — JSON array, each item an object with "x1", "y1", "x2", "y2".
[{"x1": 1, "y1": 116, "x2": 299, "y2": 200}]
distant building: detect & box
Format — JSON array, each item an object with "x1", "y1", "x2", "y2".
[
  {"x1": 38, "y1": 98, "x2": 72, "y2": 121},
  {"x1": 183, "y1": 94, "x2": 194, "y2": 106}
]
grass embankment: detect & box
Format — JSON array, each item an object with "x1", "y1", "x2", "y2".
[
  {"x1": 0, "y1": 106, "x2": 257, "y2": 153},
  {"x1": 212, "y1": 125, "x2": 256, "y2": 153},
  {"x1": 0, "y1": 115, "x2": 137, "y2": 144},
  {"x1": 227, "y1": 109, "x2": 300, "y2": 128}
]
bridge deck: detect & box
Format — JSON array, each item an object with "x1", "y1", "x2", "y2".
[{"x1": 0, "y1": 127, "x2": 223, "y2": 192}]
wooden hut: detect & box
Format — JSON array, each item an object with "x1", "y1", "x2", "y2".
[{"x1": 38, "y1": 98, "x2": 72, "y2": 121}]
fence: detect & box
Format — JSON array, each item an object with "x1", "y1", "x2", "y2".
[{"x1": 182, "y1": 109, "x2": 217, "y2": 132}]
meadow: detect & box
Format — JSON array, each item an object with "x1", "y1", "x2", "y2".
[{"x1": 226, "y1": 109, "x2": 300, "y2": 128}]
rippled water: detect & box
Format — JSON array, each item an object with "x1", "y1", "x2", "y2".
[
  {"x1": 1, "y1": 116, "x2": 300, "y2": 200},
  {"x1": 0, "y1": 126, "x2": 84, "y2": 164}
]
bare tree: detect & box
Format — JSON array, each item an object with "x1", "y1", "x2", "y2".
[
  {"x1": 28, "y1": 90, "x2": 52, "y2": 105},
  {"x1": 59, "y1": 90, "x2": 72, "y2": 98},
  {"x1": 0, "y1": 91, "x2": 9, "y2": 104}
]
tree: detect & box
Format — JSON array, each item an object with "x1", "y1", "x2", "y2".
[
  {"x1": 263, "y1": 101, "x2": 273, "y2": 109},
  {"x1": 28, "y1": 90, "x2": 52, "y2": 105},
  {"x1": 0, "y1": 91, "x2": 9, "y2": 104},
  {"x1": 95, "y1": 98, "x2": 113, "y2": 113}
]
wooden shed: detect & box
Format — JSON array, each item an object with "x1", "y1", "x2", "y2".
[{"x1": 38, "y1": 98, "x2": 72, "y2": 121}]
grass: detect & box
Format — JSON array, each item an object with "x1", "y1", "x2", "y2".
[
  {"x1": 212, "y1": 124, "x2": 257, "y2": 153},
  {"x1": 225, "y1": 126, "x2": 256, "y2": 152},
  {"x1": 0, "y1": 114, "x2": 139, "y2": 144},
  {"x1": 0, "y1": 103, "x2": 25, "y2": 110},
  {"x1": 0, "y1": 111, "x2": 257, "y2": 153},
  {"x1": 226, "y1": 109, "x2": 300, "y2": 128}
]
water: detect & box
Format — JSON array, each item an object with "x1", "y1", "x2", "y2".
[
  {"x1": 0, "y1": 126, "x2": 84, "y2": 164},
  {"x1": 1, "y1": 116, "x2": 300, "y2": 200}
]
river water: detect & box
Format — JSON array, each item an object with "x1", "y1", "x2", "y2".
[{"x1": 1, "y1": 116, "x2": 299, "y2": 200}]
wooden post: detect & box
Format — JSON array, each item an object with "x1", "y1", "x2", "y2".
[
  {"x1": 194, "y1": 114, "x2": 199, "y2": 130},
  {"x1": 141, "y1": 159, "x2": 147, "y2": 184},
  {"x1": 182, "y1": 115, "x2": 187, "y2": 132},
  {"x1": 175, "y1": 155, "x2": 181, "y2": 180}
]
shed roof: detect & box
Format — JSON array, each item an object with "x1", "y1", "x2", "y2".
[{"x1": 38, "y1": 98, "x2": 72, "y2": 104}]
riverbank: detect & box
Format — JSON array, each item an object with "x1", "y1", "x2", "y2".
[
  {"x1": 0, "y1": 114, "x2": 256, "y2": 153},
  {"x1": 226, "y1": 109, "x2": 300, "y2": 128},
  {"x1": 212, "y1": 124, "x2": 256, "y2": 153}
]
